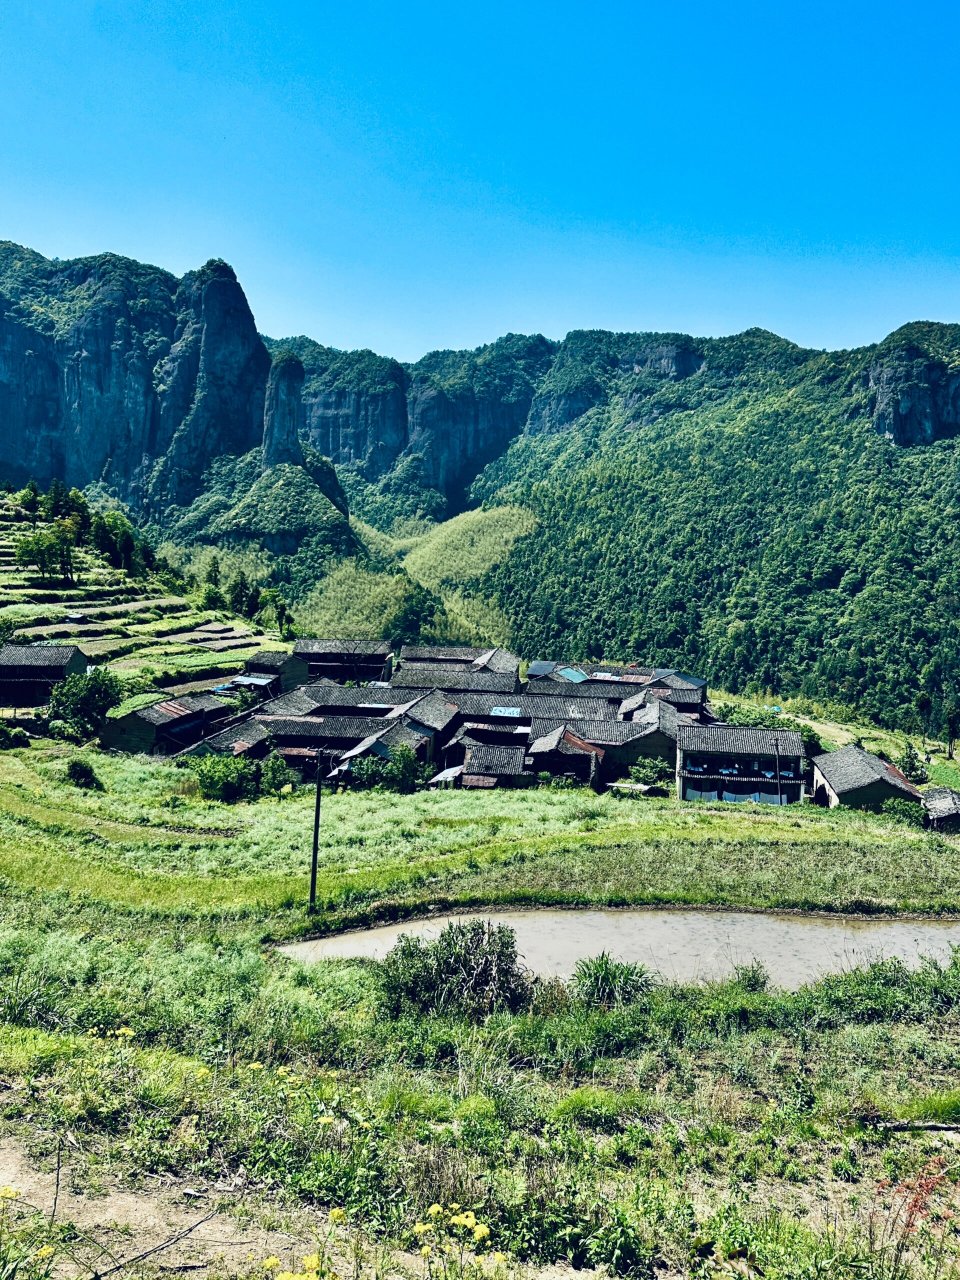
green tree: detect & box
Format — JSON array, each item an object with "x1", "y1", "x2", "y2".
[
  {"x1": 49, "y1": 668, "x2": 122, "y2": 737},
  {"x1": 259, "y1": 750, "x2": 295, "y2": 799},
  {"x1": 227, "y1": 571, "x2": 251, "y2": 616},
  {"x1": 896, "y1": 740, "x2": 928, "y2": 785}
]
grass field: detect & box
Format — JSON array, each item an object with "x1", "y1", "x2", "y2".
[
  {"x1": 2, "y1": 743, "x2": 960, "y2": 1275},
  {"x1": 0, "y1": 742, "x2": 960, "y2": 1274}
]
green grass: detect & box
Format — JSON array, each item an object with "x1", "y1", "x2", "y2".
[
  {"x1": 0, "y1": 736, "x2": 959, "y2": 1274},
  {"x1": 1, "y1": 744, "x2": 957, "y2": 922}
]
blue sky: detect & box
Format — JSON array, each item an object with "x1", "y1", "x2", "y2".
[{"x1": 0, "y1": 0, "x2": 958, "y2": 361}]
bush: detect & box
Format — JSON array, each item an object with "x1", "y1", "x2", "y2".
[
  {"x1": 65, "y1": 758, "x2": 103, "y2": 791},
  {"x1": 186, "y1": 755, "x2": 258, "y2": 803},
  {"x1": 572, "y1": 952, "x2": 653, "y2": 1009},
  {"x1": 628, "y1": 757, "x2": 674, "y2": 786},
  {"x1": 259, "y1": 750, "x2": 296, "y2": 798},
  {"x1": 896, "y1": 740, "x2": 929, "y2": 784},
  {"x1": 880, "y1": 797, "x2": 926, "y2": 829},
  {"x1": 0, "y1": 723, "x2": 29, "y2": 750},
  {"x1": 49, "y1": 668, "x2": 122, "y2": 738},
  {"x1": 350, "y1": 745, "x2": 428, "y2": 793},
  {"x1": 380, "y1": 920, "x2": 533, "y2": 1020}
]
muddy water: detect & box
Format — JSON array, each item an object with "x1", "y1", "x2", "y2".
[{"x1": 280, "y1": 909, "x2": 960, "y2": 988}]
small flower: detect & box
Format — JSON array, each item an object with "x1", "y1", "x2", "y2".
[
  {"x1": 493, "y1": 1252, "x2": 507, "y2": 1264},
  {"x1": 473, "y1": 1224, "x2": 490, "y2": 1243},
  {"x1": 247, "y1": 1062, "x2": 265, "y2": 1071},
  {"x1": 427, "y1": 1203, "x2": 444, "y2": 1217},
  {"x1": 117, "y1": 1026, "x2": 135, "y2": 1038},
  {"x1": 0, "y1": 1186, "x2": 20, "y2": 1200},
  {"x1": 413, "y1": 1222, "x2": 433, "y2": 1236},
  {"x1": 420, "y1": 1245, "x2": 432, "y2": 1257},
  {"x1": 318, "y1": 1115, "x2": 335, "y2": 1126},
  {"x1": 302, "y1": 1254, "x2": 322, "y2": 1271},
  {"x1": 329, "y1": 1207, "x2": 347, "y2": 1224},
  {"x1": 263, "y1": 1259, "x2": 281, "y2": 1271},
  {"x1": 34, "y1": 1246, "x2": 55, "y2": 1260}
]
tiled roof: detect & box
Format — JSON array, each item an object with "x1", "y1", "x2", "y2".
[
  {"x1": 0, "y1": 643, "x2": 81, "y2": 669},
  {"x1": 812, "y1": 746, "x2": 921, "y2": 799},
  {"x1": 924, "y1": 787, "x2": 960, "y2": 821},
  {"x1": 294, "y1": 639, "x2": 392, "y2": 656},
  {"x1": 138, "y1": 694, "x2": 227, "y2": 725},
  {"x1": 462, "y1": 743, "x2": 528, "y2": 776},
  {"x1": 517, "y1": 694, "x2": 616, "y2": 721},
  {"x1": 400, "y1": 690, "x2": 460, "y2": 732},
  {"x1": 529, "y1": 718, "x2": 648, "y2": 747},
  {"x1": 244, "y1": 650, "x2": 298, "y2": 670},
  {"x1": 525, "y1": 678, "x2": 626, "y2": 699},
  {"x1": 678, "y1": 724, "x2": 805, "y2": 758},
  {"x1": 198, "y1": 720, "x2": 271, "y2": 755},
  {"x1": 399, "y1": 645, "x2": 490, "y2": 663},
  {"x1": 255, "y1": 715, "x2": 389, "y2": 740},
  {"x1": 392, "y1": 665, "x2": 518, "y2": 692}
]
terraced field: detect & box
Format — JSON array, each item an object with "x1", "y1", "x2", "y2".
[{"x1": 0, "y1": 503, "x2": 278, "y2": 691}]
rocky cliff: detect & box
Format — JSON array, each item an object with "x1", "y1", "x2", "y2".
[{"x1": 0, "y1": 244, "x2": 272, "y2": 513}]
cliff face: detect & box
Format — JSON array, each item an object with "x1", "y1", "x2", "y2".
[
  {"x1": 0, "y1": 244, "x2": 271, "y2": 513},
  {"x1": 868, "y1": 330, "x2": 960, "y2": 446},
  {"x1": 262, "y1": 352, "x2": 306, "y2": 470},
  {"x1": 287, "y1": 332, "x2": 556, "y2": 509}
]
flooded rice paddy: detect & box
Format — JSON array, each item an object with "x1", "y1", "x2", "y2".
[{"x1": 282, "y1": 908, "x2": 960, "y2": 988}]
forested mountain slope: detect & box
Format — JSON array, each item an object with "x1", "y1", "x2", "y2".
[{"x1": 468, "y1": 325, "x2": 960, "y2": 731}]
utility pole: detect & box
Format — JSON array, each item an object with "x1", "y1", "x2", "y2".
[{"x1": 309, "y1": 752, "x2": 323, "y2": 914}]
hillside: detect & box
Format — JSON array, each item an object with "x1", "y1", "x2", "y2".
[
  {"x1": 0, "y1": 496, "x2": 276, "y2": 695},
  {"x1": 5, "y1": 241, "x2": 960, "y2": 727}
]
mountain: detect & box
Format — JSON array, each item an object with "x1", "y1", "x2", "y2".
[{"x1": 3, "y1": 240, "x2": 960, "y2": 731}]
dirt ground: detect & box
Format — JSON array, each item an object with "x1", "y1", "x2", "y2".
[
  {"x1": 0, "y1": 1139, "x2": 613, "y2": 1280},
  {"x1": 0, "y1": 1138, "x2": 355, "y2": 1276}
]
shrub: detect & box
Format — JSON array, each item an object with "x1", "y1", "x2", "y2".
[
  {"x1": 350, "y1": 745, "x2": 428, "y2": 793},
  {"x1": 0, "y1": 723, "x2": 29, "y2": 750},
  {"x1": 572, "y1": 952, "x2": 653, "y2": 1009},
  {"x1": 628, "y1": 757, "x2": 674, "y2": 786},
  {"x1": 49, "y1": 668, "x2": 122, "y2": 738},
  {"x1": 379, "y1": 920, "x2": 533, "y2": 1020},
  {"x1": 732, "y1": 960, "x2": 770, "y2": 993},
  {"x1": 896, "y1": 740, "x2": 929, "y2": 784},
  {"x1": 880, "y1": 797, "x2": 926, "y2": 829},
  {"x1": 260, "y1": 750, "x2": 296, "y2": 798},
  {"x1": 66, "y1": 758, "x2": 103, "y2": 791},
  {"x1": 186, "y1": 755, "x2": 258, "y2": 803}
]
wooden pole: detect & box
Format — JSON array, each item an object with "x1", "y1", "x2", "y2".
[{"x1": 309, "y1": 752, "x2": 322, "y2": 914}]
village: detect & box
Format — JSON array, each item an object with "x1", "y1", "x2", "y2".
[{"x1": 2, "y1": 634, "x2": 958, "y2": 828}]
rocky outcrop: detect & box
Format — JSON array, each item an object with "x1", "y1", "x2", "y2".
[
  {"x1": 869, "y1": 345, "x2": 960, "y2": 446},
  {"x1": 262, "y1": 352, "x2": 305, "y2": 470},
  {"x1": 0, "y1": 244, "x2": 271, "y2": 512}
]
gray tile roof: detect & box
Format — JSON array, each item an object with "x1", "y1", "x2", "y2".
[
  {"x1": 463, "y1": 743, "x2": 528, "y2": 776},
  {"x1": 529, "y1": 718, "x2": 649, "y2": 747},
  {"x1": 244, "y1": 650, "x2": 300, "y2": 671},
  {"x1": 923, "y1": 786, "x2": 960, "y2": 821},
  {"x1": 679, "y1": 724, "x2": 805, "y2": 758},
  {"x1": 294, "y1": 639, "x2": 393, "y2": 656},
  {"x1": 392, "y1": 665, "x2": 518, "y2": 692},
  {"x1": 255, "y1": 715, "x2": 389, "y2": 740},
  {"x1": 525, "y1": 678, "x2": 628, "y2": 700},
  {"x1": 517, "y1": 694, "x2": 616, "y2": 721},
  {"x1": 197, "y1": 720, "x2": 271, "y2": 755},
  {"x1": 138, "y1": 694, "x2": 228, "y2": 725},
  {"x1": 0, "y1": 643, "x2": 81, "y2": 669},
  {"x1": 812, "y1": 745, "x2": 921, "y2": 799}
]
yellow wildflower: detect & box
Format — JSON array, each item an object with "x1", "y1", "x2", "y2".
[
  {"x1": 263, "y1": 1259, "x2": 281, "y2": 1271},
  {"x1": 248, "y1": 1062, "x2": 265, "y2": 1071},
  {"x1": 427, "y1": 1203, "x2": 443, "y2": 1217},
  {"x1": 473, "y1": 1224, "x2": 490, "y2": 1242},
  {"x1": 318, "y1": 1115, "x2": 335, "y2": 1126},
  {"x1": 413, "y1": 1222, "x2": 433, "y2": 1235},
  {"x1": 493, "y1": 1253, "x2": 507, "y2": 1264},
  {"x1": 329, "y1": 1207, "x2": 347, "y2": 1224},
  {"x1": 303, "y1": 1255, "x2": 322, "y2": 1271},
  {"x1": 34, "y1": 1246, "x2": 55, "y2": 1260},
  {"x1": 117, "y1": 1026, "x2": 134, "y2": 1038},
  {"x1": 420, "y1": 1245, "x2": 432, "y2": 1257},
  {"x1": 0, "y1": 1187, "x2": 20, "y2": 1200}
]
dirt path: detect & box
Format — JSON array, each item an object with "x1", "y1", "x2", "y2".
[{"x1": 0, "y1": 1139, "x2": 332, "y2": 1274}]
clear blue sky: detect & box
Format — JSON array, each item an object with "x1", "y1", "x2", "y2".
[{"x1": 1, "y1": 0, "x2": 958, "y2": 361}]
